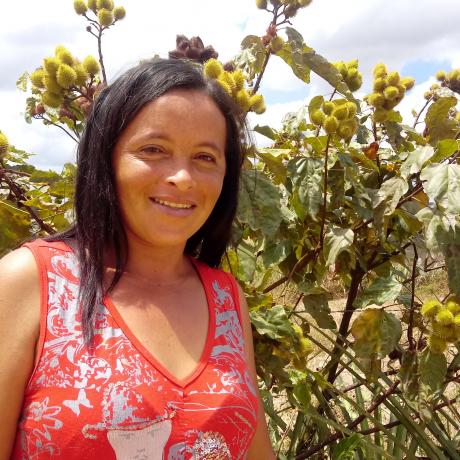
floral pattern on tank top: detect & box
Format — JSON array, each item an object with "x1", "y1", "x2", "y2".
[{"x1": 12, "y1": 241, "x2": 258, "y2": 459}]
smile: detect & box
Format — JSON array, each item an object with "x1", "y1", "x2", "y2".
[{"x1": 152, "y1": 198, "x2": 194, "y2": 209}]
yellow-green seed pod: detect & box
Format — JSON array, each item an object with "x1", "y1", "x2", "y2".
[
  {"x1": 324, "y1": 115, "x2": 339, "y2": 134},
  {"x1": 97, "y1": 0, "x2": 114, "y2": 9},
  {"x1": 98, "y1": 8, "x2": 114, "y2": 26},
  {"x1": 400, "y1": 77, "x2": 415, "y2": 90},
  {"x1": 55, "y1": 46, "x2": 74, "y2": 66},
  {"x1": 387, "y1": 71, "x2": 400, "y2": 86},
  {"x1": 310, "y1": 109, "x2": 325, "y2": 126},
  {"x1": 56, "y1": 64, "x2": 77, "y2": 89},
  {"x1": 347, "y1": 59, "x2": 358, "y2": 69},
  {"x1": 297, "y1": 0, "x2": 312, "y2": 6},
  {"x1": 232, "y1": 70, "x2": 246, "y2": 91},
  {"x1": 73, "y1": 64, "x2": 88, "y2": 86},
  {"x1": 383, "y1": 86, "x2": 400, "y2": 101},
  {"x1": 373, "y1": 63, "x2": 387, "y2": 79},
  {"x1": 73, "y1": 0, "x2": 87, "y2": 15},
  {"x1": 113, "y1": 6, "x2": 126, "y2": 20},
  {"x1": 30, "y1": 69, "x2": 46, "y2": 88},
  {"x1": 44, "y1": 57, "x2": 60, "y2": 76},
  {"x1": 454, "y1": 314, "x2": 460, "y2": 327},
  {"x1": 332, "y1": 104, "x2": 349, "y2": 121},
  {"x1": 446, "y1": 300, "x2": 460, "y2": 315},
  {"x1": 428, "y1": 335, "x2": 447, "y2": 354},
  {"x1": 322, "y1": 101, "x2": 334, "y2": 115},
  {"x1": 218, "y1": 72, "x2": 236, "y2": 95},
  {"x1": 347, "y1": 75, "x2": 362, "y2": 92},
  {"x1": 249, "y1": 94, "x2": 266, "y2": 114},
  {"x1": 373, "y1": 77, "x2": 386, "y2": 92},
  {"x1": 0, "y1": 132, "x2": 9, "y2": 156},
  {"x1": 373, "y1": 108, "x2": 389, "y2": 123},
  {"x1": 345, "y1": 101, "x2": 357, "y2": 119},
  {"x1": 42, "y1": 91, "x2": 64, "y2": 108},
  {"x1": 421, "y1": 299, "x2": 442, "y2": 318},
  {"x1": 338, "y1": 123, "x2": 353, "y2": 140},
  {"x1": 436, "y1": 70, "x2": 446, "y2": 81},
  {"x1": 347, "y1": 68, "x2": 358, "y2": 80},
  {"x1": 82, "y1": 55, "x2": 100, "y2": 75},
  {"x1": 299, "y1": 337, "x2": 313, "y2": 354},
  {"x1": 270, "y1": 36, "x2": 285, "y2": 53},
  {"x1": 44, "y1": 74, "x2": 63, "y2": 94},
  {"x1": 87, "y1": 0, "x2": 97, "y2": 11},
  {"x1": 334, "y1": 61, "x2": 348, "y2": 78},
  {"x1": 395, "y1": 83, "x2": 406, "y2": 98},
  {"x1": 435, "y1": 309, "x2": 455, "y2": 326},
  {"x1": 432, "y1": 323, "x2": 456, "y2": 341},
  {"x1": 217, "y1": 80, "x2": 232, "y2": 96},
  {"x1": 284, "y1": 4, "x2": 298, "y2": 18},
  {"x1": 204, "y1": 59, "x2": 223, "y2": 79},
  {"x1": 236, "y1": 89, "x2": 251, "y2": 112},
  {"x1": 367, "y1": 92, "x2": 385, "y2": 108},
  {"x1": 256, "y1": 0, "x2": 268, "y2": 8}
]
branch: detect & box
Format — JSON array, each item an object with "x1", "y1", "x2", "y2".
[
  {"x1": 407, "y1": 243, "x2": 419, "y2": 350},
  {"x1": 412, "y1": 97, "x2": 432, "y2": 129},
  {"x1": 319, "y1": 135, "x2": 331, "y2": 248},
  {"x1": 35, "y1": 115, "x2": 79, "y2": 143}
]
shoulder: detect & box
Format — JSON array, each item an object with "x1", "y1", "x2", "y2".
[{"x1": 0, "y1": 246, "x2": 39, "y2": 289}]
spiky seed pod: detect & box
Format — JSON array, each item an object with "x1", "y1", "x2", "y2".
[
  {"x1": 373, "y1": 108, "x2": 389, "y2": 123},
  {"x1": 256, "y1": 0, "x2": 268, "y2": 8},
  {"x1": 428, "y1": 335, "x2": 447, "y2": 354},
  {"x1": 232, "y1": 70, "x2": 246, "y2": 91},
  {"x1": 204, "y1": 59, "x2": 223, "y2": 79},
  {"x1": 310, "y1": 109, "x2": 325, "y2": 126},
  {"x1": 42, "y1": 91, "x2": 64, "y2": 108},
  {"x1": 218, "y1": 72, "x2": 236, "y2": 95},
  {"x1": 30, "y1": 69, "x2": 46, "y2": 88},
  {"x1": 82, "y1": 55, "x2": 100, "y2": 75},
  {"x1": 347, "y1": 75, "x2": 362, "y2": 92},
  {"x1": 0, "y1": 132, "x2": 9, "y2": 157},
  {"x1": 44, "y1": 75, "x2": 63, "y2": 94},
  {"x1": 432, "y1": 323, "x2": 456, "y2": 341},
  {"x1": 347, "y1": 59, "x2": 358, "y2": 69},
  {"x1": 334, "y1": 61, "x2": 348, "y2": 78},
  {"x1": 387, "y1": 71, "x2": 400, "y2": 86},
  {"x1": 396, "y1": 84, "x2": 406, "y2": 98},
  {"x1": 270, "y1": 36, "x2": 285, "y2": 53},
  {"x1": 400, "y1": 77, "x2": 415, "y2": 90},
  {"x1": 322, "y1": 101, "x2": 334, "y2": 115},
  {"x1": 347, "y1": 68, "x2": 358, "y2": 80},
  {"x1": 284, "y1": 4, "x2": 298, "y2": 17},
  {"x1": 87, "y1": 0, "x2": 97, "y2": 11},
  {"x1": 249, "y1": 94, "x2": 266, "y2": 114},
  {"x1": 73, "y1": 64, "x2": 88, "y2": 86},
  {"x1": 43, "y1": 57, "x2": 60, "y2": 76},
  {"x1": 373, "y1": 78, "x2": 386, "y2": 92},
  {"x1": 424, "y1": 91, "x2": 432, "y2": 100},
  {"x1": 422, "y1": 300, "x2": 442, "y2": 318},
  {"x1": 436, "y1": 70, "x2": 446, "y2": 81},
  {"x1": 338, "y1": 123, "x2": 353, "y2": 140},
  {"x1": 345, "y1": 101, "x2": 357, "y2": 119},
  {"x1": 113, "y1": 6, "x2": 126, "y2": 20},
  {"x1": 332, "y1": 104, "x2": 349, "y2": 121},
  {"x1": 98, "y1": 8, "x2": 113, "y2": 26},
  {"x1": 73, "y1": 0, "x2": 87, "y2": 15},
  {"x1": 435, "y1": 309, "x2": 455, "y2": 326},
  {"x1": 446, "y1": 300, "x2": 460, "y2": 315},
  {"x1": 454, "y1": 314, "x2": 460, "y2": 327},
  {"x1": 373, "y1": 63, "x2": 387, "y2": 79},
  {"x1": 367, "y1": 92, "x2": 385, "y2": 108},
  {"x1": 56, "y1": 64, "x2": 77, "y2": 89},
  {"x1": 217, "y1": 80, "x2": 232, "y2": 96},
  {"x1": 97, "y1": 0, "x2": 114, "y2": 9},
  {"x1": 324, "y1": 115, "x2": 339, "y2": 134},
  {"x1": 383, "y1": 86, "x2": 400, "y2": 101},
  {"x1": 55, "y1": 46, "x2": 74, "y2": 66},
  {"x1": 235, "y1": 89, "x2": 251, "y2": 112},
  {"x1": 299, "y1": 337, "x2": 313, "y2": 354}
]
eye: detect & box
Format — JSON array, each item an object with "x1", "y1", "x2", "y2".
[
  {"x1": 195, "y1": 153, "x2": 216, "y2": 163},
  {"x1": 139, "y1": 145, "x2": 164, "y2": 155}
]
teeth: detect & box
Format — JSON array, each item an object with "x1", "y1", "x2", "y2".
[{"x1": 154, "y1": 198, "x2": 192, "y2": 209}]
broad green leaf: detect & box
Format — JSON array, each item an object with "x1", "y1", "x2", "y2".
[
  {"x1": 428, "y1": 139, "x2": 460, "y2": 165},
  {"x1": 351, "y1": 309, "x2": 402, "y2": 358},
  {"x1": 302, "y1": 293, "x2": 336, "y2": 329},
  {"x1": 0, "y1": 200, "x2": 32, "y2": 256},
  {"x1": 415, "y1": 207, "x2": 445, "y2": 254},
  {"x1": 328, "y1": 160, "x2": 345, "y2": 210},
  {"x1": 250, "y1": 305, "x2": 293, "y2": 340},
  {"x1": 236, "y1": 35, "x2": 267, "y2": 77},
  {"x1": 262, "y1": 239, "x2": 292, "y2": 268},
  {"x1": 16, "y1": 71, "x2": 29, "y2": 92},
  {"x1": 354, "y1": 275, "x2": 403, "y2": 309},
  {"x1": 256, "y1": 149, "x2": 289, "y2": 184},
  {"x1": 439, "y1": 228, "x2": 460, "y2": 297},
  {"x1": 400, "y1": 145, "x2": 435, "y2": 179},
  {"x1": 253, "y1": 125, "x2": 277, "y2": 140},
  {"x1": 420, "y1": 163, "x2": 460, "y2": 214},
  {"x1": 425, "y1": 96, "x2": 458, "y2": 146},
  {"x1": 238, "y1": 169, "x2": 282, "y2": 238},
  {"x1": 399, "y1": 350, "x2": 419, "y2": 401},
  {"x1": 332, "y1": 434, "x2": 364, "y2": 460},
  {"x1": 323, "y1": 225, "x2": 354, "y2": 267},
  {"x1": 419, "y1": 348, "x2": 447, "y2": 394}
]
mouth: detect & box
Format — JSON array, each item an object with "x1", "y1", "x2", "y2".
[{"x1": 150, "y1": 197, "x2": 195, "y2": 210}]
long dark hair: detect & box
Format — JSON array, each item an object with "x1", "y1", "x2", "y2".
[{"x1": 47, "y1": 58, "x2": 245, "y2": 344}]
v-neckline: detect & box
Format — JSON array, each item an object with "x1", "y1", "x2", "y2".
[{"x1": 103, "y1": 257, "x2": 216, "y2": 388}]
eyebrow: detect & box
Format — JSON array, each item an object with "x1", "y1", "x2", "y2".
[{"x1": 134, "y1": 131, "x2": 224, "y2": 155}]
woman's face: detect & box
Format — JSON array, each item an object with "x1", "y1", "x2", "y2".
[{"x1": 112, "y1": 89, "x2": 227, "y2": 251}]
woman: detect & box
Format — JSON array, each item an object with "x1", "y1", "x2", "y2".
[{"x1": 0, "y1": 59, "x2": 275, "y2": 459}]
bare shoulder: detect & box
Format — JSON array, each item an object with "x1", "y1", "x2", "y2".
[{"x1": 0, "y1": 247, "x2": 41, "y2": 458}]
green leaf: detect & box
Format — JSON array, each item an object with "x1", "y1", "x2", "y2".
[
  {"x1": 332, "y1": 434, "x2": 364, "y2": 460},
  {"x1": 262, "y1": 239, "x2": 292, "y2": 268},
  {"x1": 420, "y1": 163, "x2": 460, "y2": 214},
  {"x1": 324, "y1": 225, "x2": 354, "y2": 267},
  {"x1": 400, "y1": 145, "x2": 435, "y2": 179},
  {"x1": 415, "y1": 207, "x2": 445, "y2": 254},
  {"x1": 236, "y1": 35, "x2": 267, "y2": 77},
  {"x1": 354, "y1": 275, "x2": 403, "y2": 309},
  {"x1": 399, "y1": 350, "x2": 419, "y2": 401},
  {"x1": 253, "y1": 125, "x2": 277, "y2": 140},
  {"x1": 302, "y1": 293, "x2": 336, "y2": 329},
  {"x1": 16, "y1": 71, "x2": 29, "y2": 92},
  {"x1": 428, "y1": 139, "x2": 460, "y2": 165},
  {"x1": 256, "y1": 148, "x2": 290, "y2": 184},
  {"x1": 238, "y1": 169, "x2": 282, "y2": 238},
  {"x1": 425, "y1": 96, "x2": 458, "y2": 146},
  {"x1": 419, "y1": 348, "x2": 447, "y2": 394},
  {"x1": 307, "y1": 95, "x2": 324, "y2": 122},
  {"x1": 250, "y1": 305, "x2": 293, "y2": 340},
  {"x1": 351, "y1": 309, "x2": 402, "y2": 358}
]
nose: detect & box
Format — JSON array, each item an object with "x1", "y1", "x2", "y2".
[{"x1": 165, "y1": 160, "x2": 195, "y2": 191}]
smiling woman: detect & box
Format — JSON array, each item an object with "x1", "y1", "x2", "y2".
[{"x1": 0, "y1": 59, "x2": 276, "y2": 459}]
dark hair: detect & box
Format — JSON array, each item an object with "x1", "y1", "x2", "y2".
[{"x1": 47, "y1": 58, "x2": 245, "y2": 343}]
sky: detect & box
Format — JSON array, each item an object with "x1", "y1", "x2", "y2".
[{"x1": 1, "y1": 0, "x2": 459, "y2": 171}]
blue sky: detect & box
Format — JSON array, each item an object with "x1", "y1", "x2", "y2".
[{"x1": 1, "y1": 0, "x2": 459, "y2": 170}]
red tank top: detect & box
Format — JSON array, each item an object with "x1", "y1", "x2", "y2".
[{"x1": 12, "y1": 240, "x2": 258, "y2": 459}]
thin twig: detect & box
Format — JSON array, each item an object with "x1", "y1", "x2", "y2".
[{"x1": 408, "y1": 244, "x2": 419, "y2": 350}]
